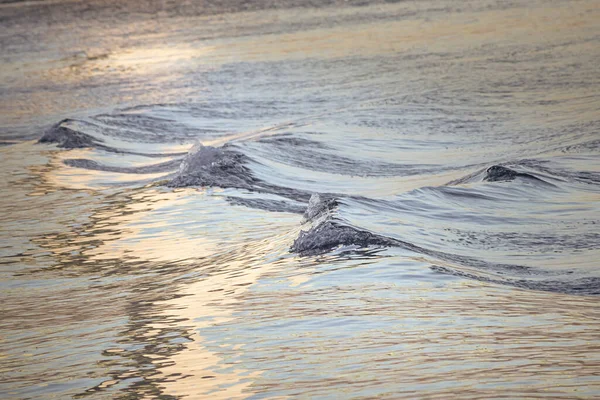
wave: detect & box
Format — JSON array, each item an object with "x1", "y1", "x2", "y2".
[
  {"x1": 167, "y1": 143, "x2": 256, "y2": 189},
  {"x1": 36, "y1": 106, "x2": 600, "y2": 295},
  {"x1": 290, "y1": 195, "x2": 600, "y2": 295},
  {"x1": 38, "y1": 119, "x2": 188, "y2": 157}
]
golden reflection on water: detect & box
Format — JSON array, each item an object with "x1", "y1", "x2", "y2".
[
  {"x1": 40, "y1": 45, "x2": 214, "y2": 84},
  {"x1": 2, "y1": 0, "x2": 600, "y2": 398},
  {"x1": 0, "y1": 0, "x2": 596, "y2": 159},
  {"x1": 2, "y1": 142, "x2": 600, "y2": 398},
  {"x1": 153, "y1": 255, "x2": 271, "y2": 398},
  {"x1": 74, "y1": 190, "x2": 216, "y2": 264},
  {"x1": 138, "y1": 252, "x2": 600, "y2": 398},
  {"x1": 42, "y1": 150, "x2": 167, "y2": 191},
  {"x1": 3, "y1": 0, "x2": 599, "y2": 129}
]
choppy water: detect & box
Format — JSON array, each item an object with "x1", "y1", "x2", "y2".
[{"x1": 2, "y1": 0, "x2": 600, "y2": 398}]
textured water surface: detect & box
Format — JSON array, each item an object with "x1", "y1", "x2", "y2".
[{"x1": 1, "y1": 0, "x2": 600, "y2": 398}]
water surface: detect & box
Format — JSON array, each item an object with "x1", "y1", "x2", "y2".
[{"x1": 1, "y1": 0, "x2": 600, "y2": 398}]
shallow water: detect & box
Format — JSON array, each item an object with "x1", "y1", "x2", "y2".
[{"x1": 1, "y1": 0, "x2": 600, "y2": 398}]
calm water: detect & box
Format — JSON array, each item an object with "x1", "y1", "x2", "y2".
[{"x1": 1, "y1": 0, "x2": 600, "y2": 398}]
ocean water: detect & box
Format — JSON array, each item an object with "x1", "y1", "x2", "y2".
[{"x1": 1, "y1": 0, "x2": 600, "y2": 398}]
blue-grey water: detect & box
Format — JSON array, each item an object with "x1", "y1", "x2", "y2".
[{"x1": 1, "y1": 0, "x2": 600, "y2": 398}]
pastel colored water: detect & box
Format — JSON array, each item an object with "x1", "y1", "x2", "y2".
[{"x1": 1, "y1": 0, "x2": 600, "y2": 398}]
